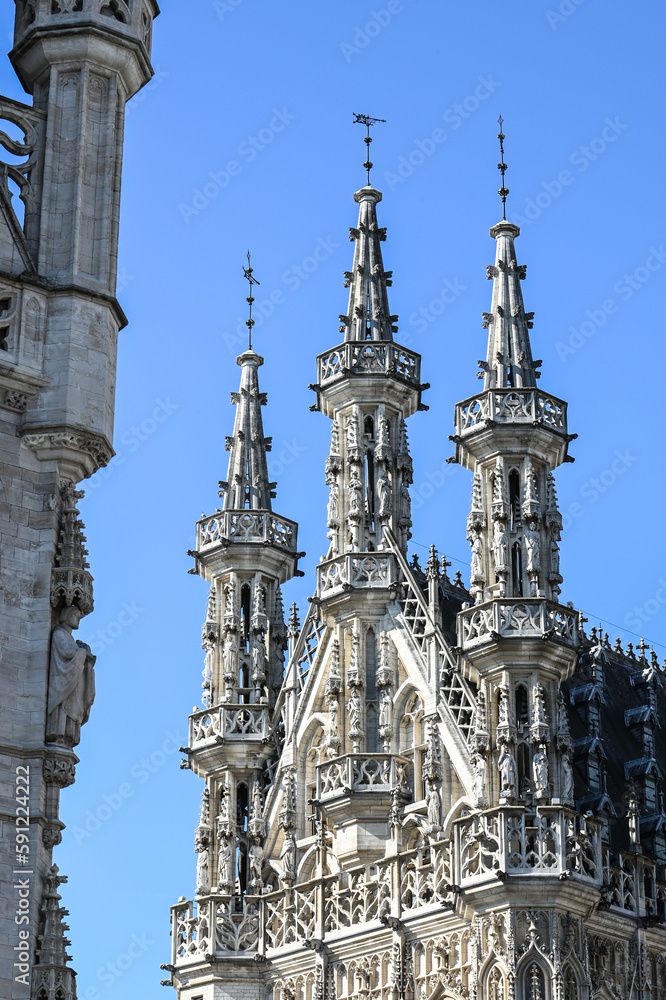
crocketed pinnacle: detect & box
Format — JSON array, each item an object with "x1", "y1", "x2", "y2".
[
  {"x1": 482, "y1": 221, "x2": 539, "y2": 389},
  {"x1": 341, "y1": 186, "x2": 396, "y2": 343},
  {"x1": 220, "y1": 349, "x2": 274, "y2": 511}
]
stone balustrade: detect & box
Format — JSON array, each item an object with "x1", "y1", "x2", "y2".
[
  {"x1": 316, "y1": 752, "x2": 411, "y2": 800},
  {"x1": 189, "y1": 705, "x2": 270, "y2": 747},
  {"x1": 317, "y1": 552, "x2": 396, "y2": 597},
  {"x1": 458, "y1": 598, "x2": 579, "y2": 649},
  {"x1": 455, "y1": 388, "x2": 567, "y2": 435},
  {"x1": 316, "y1": 341, "x2": 421, "y2": 386},
  {"x1": 197, "y1": 509, "x2": 298, "y2": 552}
]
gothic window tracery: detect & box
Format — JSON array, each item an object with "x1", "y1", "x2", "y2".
[
  {"x1": 488, "y1": 965, "x2": 507, "y2": 1000},
  {"x1": 522, "y1": 962, "x2": 547, "y2": 1000},
  {"x1": 509, "y1": 469, "x2": 521, "y2": 531},
  {"x1": 563, "y1": 966, "x2": 579, "y2": 1000}
]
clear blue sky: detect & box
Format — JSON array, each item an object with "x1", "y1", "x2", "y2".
[{"x1": 1, "y1": 1, "x2": 664, "y2": 996}]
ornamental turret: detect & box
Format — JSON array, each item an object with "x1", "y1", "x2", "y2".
[
  {"x1": 310, "y1": 174, "x2": 429, "y2": 598},
  {"x1": 181, "y1": 286, "x2": 302, "y2": 924}
]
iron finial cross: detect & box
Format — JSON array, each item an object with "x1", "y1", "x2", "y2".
[
  {"x1": 497, "y1": 114, "x2": 509, "y2": 220},
  {"x1": 242, "y1": 250, "x2": 260, "y2": 351},
  {"x1": 353, "y1": 113, "x2": 386, "y2": 186}
]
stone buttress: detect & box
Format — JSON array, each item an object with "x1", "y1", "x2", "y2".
[{"x1": 0, "y1": 2, "x2": 159, "y2": 996}]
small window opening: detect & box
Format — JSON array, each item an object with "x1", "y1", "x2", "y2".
[
  {"x1": 240, "y1": 584, "x2": 251, "y2": 650},
  {"x1": 511, "y1": 541, "x2": 523, "y2": 596},
  {"x1": 509, "y1": 470, "x2": 520, "y2": 531}
]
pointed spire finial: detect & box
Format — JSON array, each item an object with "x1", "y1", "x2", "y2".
[
  {"x1": 353, "y1": 112, "x2": 386, "y2": 186},
  {"x1": 497, "y1": 115, "x2": 509, "y2": 220},
  {"x1": 242, "y1": 250, "x2": 260, "y2": 351}
]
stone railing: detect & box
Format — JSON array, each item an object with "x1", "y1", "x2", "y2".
[
  {"x1": 316, "y1": 341, "x2": 421, "y2": 386},
  {"x1": 455, "y1": 389, "x2": 567, "y2": 435},
  {"x1": 317, "y1": 552, "x2": 396, "y2": 597},
  {"x1": 602, "y1": 849, "x2": 666, "y2": 919},
  {"x1": 458, "y1": 599, "x2": 579, "y2": 650},
  {"x1": 171, "y1": 896, "x2": 260, "y2": 964},
  {"x1": 189, "y1": 705, "x2": 270, "y2": 747},
  {"x1": 455, "y1": 808, "x2": 602, "y2": 885},
  {"x1": 197, "y1": 509, "x2": 297, "y2": 552},
  {"x1": 316, "y1": 753, "x2": 411, "y2": 800}
]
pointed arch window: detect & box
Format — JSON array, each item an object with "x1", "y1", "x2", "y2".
[
  {"x1": 488, "y1": 966, "x2": 507, "y2": 1000},
  {"x1": 509, "y1": 470, "x2": 521, "y2": 531},
  {"x1": 563, "y1": 967, "x2": 579, "y2": 1000},
  {"x1": 523, "y1": 962, "x2": 547, "y2": 1000},
  {"x1": 511, "y1": 541, "x2": 523, "y2": 597},
  {"x1": 365, "y1": 449, "x2": 375, "y2": 530}
]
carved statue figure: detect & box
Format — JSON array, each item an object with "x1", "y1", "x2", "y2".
[
  {"x1": 426, "y1": 786, "x2": 441, "y2": 828},
  {"x1": 347, "y1": 693, "x2": 362, "y2": 737},
  {"x1": 196, "y1": 847, "x2": 209, "y2": 893},
  {"x1": 252, "y1": 632, "x2": 267, "y2": 685},
  {"x1": 327, "y1": 482, "x2": 339, "y2": 524},
  {"x1": 346, "y1": 412, "x2": 359, "y2": 451},
  {"x1": 533, "y1": 747, "x2": 550, "y2": 797},
  {"x1": 549, "y1": 530, "x2": 561, "y2": 577},
  {"x1": 524, "y1": 528, "x2": 540, "y2": 574},
  {"x1": 46, "y1": 605, "x2": 96, "y2": 747},
  {"x1": 470, "y1": 532, "x2": 484, "y2": 583},
  {"x1": 561, "y1": 752, "x2": 575, "y2": 804},
  {"x1": 473, "y1": 754, "x2": 487, "y2": 805},
  {"x1": 218, "y1": 838, "x2": 232, "y2": 886},
  {"x1": 399, "y1": 482, "x2": 411, "y2": 523},
  {"x1": 223, "y1": 632, "x2": 238, "y2": 679},
  {"x1": 252, "y1": 780, "x2": 263, "y2": 823},
  {"x1": 249, "y1": 841, "x2": 263, "y2": 884},
  {"x1": 377, "y1": 475, "x2": 392, "y2": 517},
  {"x1": 378, "y1": 415, "x2": 390, "y2": 451},
  {"x1": 224, "y1": 578, "x2": 236, "y2": 616},
  {"x1": 498, "y1": 744, "x2": 517, "y2": 796},
  {"x1": 281, "y1": 832, "x2": 296, "y2": 879},
  {"x1": 498, "y1": 684, "x2": 510, "y2": 728},
  {"x1": 379, "y1": 689, "x2": 392, "y2": 731},
  {"x1": 492, "y1": 519, "x2": 509, "y2": 571},
  {"x1": 348, "y1": 476, "x2": 363, "y2": 518}
]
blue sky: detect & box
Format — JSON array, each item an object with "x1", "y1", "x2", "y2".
[{"x1": 2, "y1": 1, "x2": 665, "y2": 996}]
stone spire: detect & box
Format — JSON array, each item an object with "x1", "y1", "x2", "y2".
[
  {"x1": 482, "y1": 221, "x2": 538, "y2": 389},
  {"x1": 219, "y1": 350, "x2": 274, "y2": 511},
  {"x1": 32, "y1": 866, "x2": 77, "y2": 1000},
  {"x1": 341, "y1": 186, "x2": 396, "y2": 342},
  {"x1": 311, "y1": 182, "x2": 428, "y2": 566}
]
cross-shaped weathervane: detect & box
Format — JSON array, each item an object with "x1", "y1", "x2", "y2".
[{"x1": 353, "y1": 113, "x2": 386, "y2": 186}]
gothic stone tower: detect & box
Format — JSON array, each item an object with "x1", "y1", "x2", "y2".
[
  {"x1": 167, "y1": 179, "x2": 666, "y2": 1000},
  {"x1": 0, "y1": 2, "x2": 158, "y2": 997}
]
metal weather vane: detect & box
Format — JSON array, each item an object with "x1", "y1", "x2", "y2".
[
  {"x1": 242, "y1": 250, "x2": 260, "y2": 350},
  {"x1": 497, "y1": 114, "x2": 509, "y2": 219},
  {"x1": 353, "y1": 112, "x2": 386, "y2": 186}
]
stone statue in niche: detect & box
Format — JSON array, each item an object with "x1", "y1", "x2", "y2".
[
  {"x1": 327, "y1": 482, "x2": 339, "y2": 525},
  {"x1": 473, "y1": 754, "x2": 487, "y2": 806},
  {"x1": 498, "y1": 744, "x2": 517, "y2": 797},
  {"x1": 378, "y1": 689, "x2": 392, "y2": 731},
  {"x1": 251, "y1": 633, "x2": 267, "y2": 686},
  {"x1": 561, "y1": 751, "x2": 575, "y2": 804},
  {"x1": 377, "y1": 475, "x2": 392, "y2": 517},
  {"x1": 46, "y1": 605, "x2": 96, "y2": 748},
  {"x1": 470, "y1": 532, "x2": 484, "y2": 583},
  {"x1": 280, "y1": 832, "x2": 296, "y2": 881},
  {"x1": 347, "y1": 693, "x2": 362, "y2": 737},
  {"x1": 348, "y1": 475, "x2": 363, "y2": 517},
  {"x1": 492, "y1": 519, "x2": 509, "y2": 571},
  {"x1": 249, "y1": 841, "x2": 263, "y2": 886},
  {"x1": 524, "y1": 528, "x2": 540, "y2": 574},
  {"x1": 218, "y1": 838, "x2": 232, "y2": 889},
  {"x1": 346, "y1": 412, "x2": 359, "y2": 451},
  {"x1": 426, "y1": 786, "x2": 441, "y2": 828},
  {"x1": 399, "y1": 482, "x2": 411, "y2": 523},
  {"x1": 533, "y1": 747, "x2": 550, "y2": 798},
  {"x1": 223, "y1": 633, "x2": 238, "y2": 686},
  {"x1": 196, "y1": 846, "x2": 209, "y2": 894}
]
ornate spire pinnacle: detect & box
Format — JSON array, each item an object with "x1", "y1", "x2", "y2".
[
  {"x1": 482, "y1": 220, "x2": 539, "y2": 390},
  {"x1": 340, "y1": 182, "x2": 396, "y2": 343},
  {"x1": 353, "y1": 112, "x2": 386, "y2": 187},
  {"x1": 242, "y1": 250, "x2": 260, "y2": 351},
  {"x1": 218, "y1": 348, "x2": 275, "y2": 511},
  {"x1": 497, "y1": 115, "x2": 509, "y2": 220},
  {"x1": 51, "y1": 482, "x2": 94, "y2": 617},
  {"x1": 32, "y1": 865, "x2": 77, "y2": 1000}
]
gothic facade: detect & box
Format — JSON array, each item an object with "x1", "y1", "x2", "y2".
[
  {"x1": 0, "y1": 3, "x2": 158, "y2": 998},
  {"x1": 166, "y1": 178, "x2": 666, "y2": 1000}
]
